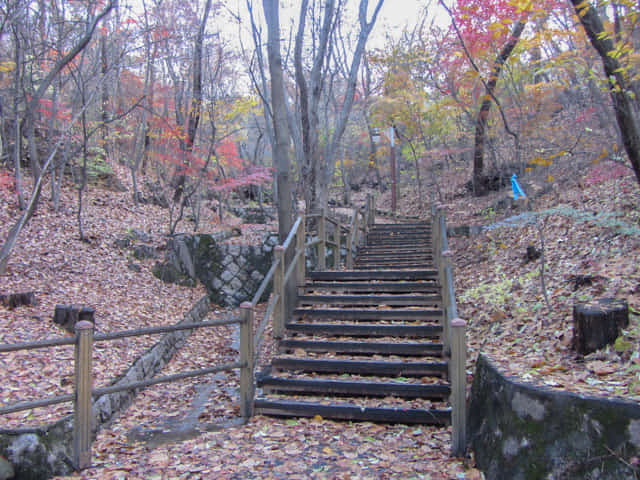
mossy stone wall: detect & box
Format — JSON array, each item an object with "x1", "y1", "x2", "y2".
[{"x1": 469, "y1": 353, "x2": 640, "y2": 480}]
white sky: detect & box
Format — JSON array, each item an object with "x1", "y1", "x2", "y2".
[{"x1": 224, "y1": 0, "x2": 448, "y2": 53}]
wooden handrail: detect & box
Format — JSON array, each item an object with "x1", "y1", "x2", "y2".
[
  {"x1": 251, "y1": 258, "x2": 279, "y2": 306},
  {"x1": 281, "y1": 216, "x2": 302, "y2": 252},
  {"x1": 432, "y1": 205, "x2": 466, "y2": 457}
]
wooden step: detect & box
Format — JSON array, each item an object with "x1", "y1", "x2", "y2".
[
  {"x1": 304, "y1": 282, "x2": 440, "y2": 293},
  {"x1": 369, "y1": 224, "x2": 430, "y2": 230},
  {"x1": 279, "y1": 339, "x2": 444, "y2": 356},
  {"x1": 253, "y1": 399, "x2": 451, "y2": 425},
  {"x1": 271, "y1": 357, "x2": 448, "y2": 376},
  {"x1": 356, "y1": 250, "x2": 433, "y2": 257},
  {"x1": 298, "y1": 294, "x2": 441, "y2": 307},
  {"x1": 354, "y1": 264, "x2": 434, "y2": 270},
  {"x1": 308, "y1": 270, "x2": 438, "y2": 281},
  {"x1": 285, "y1": 322, "x2": 442, "y2": 338},
  {"x1": 294, "y1": 308, "x2": 442, "y2": 321},
  {"x1": 365, "y1": 240, "x2": 429, "y2": 246},
  {"x1": 257, "y1": 376, "x2": 450, "y2": 398},
  {"x1": 354, "y1": 260, "x2": 434, "y2": 266}
]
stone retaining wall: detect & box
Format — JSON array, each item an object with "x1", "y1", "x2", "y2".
[
  {"x1": 153, "y1": 233, "x2": 279, "y2": 307},
  {"x1": 469, "y1": 353, "x2": 640, "y2": 480},
  {"x1": 0, "y1": 297, "x2": 210, "y2": 480}
]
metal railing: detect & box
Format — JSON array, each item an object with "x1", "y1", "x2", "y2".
[{"x1": 432, "y1": 203, "x2": 467, "y2": 457}]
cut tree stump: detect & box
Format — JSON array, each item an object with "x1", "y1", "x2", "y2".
[
  {"x1": 0, "y1": 292, "x2": 37, "y2": 309},
  {"x1": 53, "y1": 305, "x2": 95, "y2": 333},
  {"x1": 572, "y1": 298, "x2": 629, "y2": 355}
]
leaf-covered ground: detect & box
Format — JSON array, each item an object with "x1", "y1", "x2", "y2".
[{"x1": 1, "y1": 160, "x2": 638, "y2": 478}]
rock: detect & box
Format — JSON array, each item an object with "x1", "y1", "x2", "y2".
[
  {"x1": 132, "y1": 244, "x2": 157, "y2": 260},
  {"x1": 144, "y1": 180, "x2": 169, "y2": 208},
  {"x1": 0, "y1": 456, "x2": 14, "y2": 480},
  {"x1": 127, "y1": 262, "x2": 142, "y2": 272},
  {"x1": 3, "y1": 428, "x2": 74, "y2": 480},
  {"x1": 129, "y1": 229, "x2": 152, "y2": 243}
]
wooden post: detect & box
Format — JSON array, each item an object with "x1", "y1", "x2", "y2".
[
  {"x1": 432, "y1": 205, "x2": 442, "y2": 269},
  {"x1": 441, "y1": 250, "x2": 455, "y2": 352},
  {"x1": 367, "y1": 194, "x2": 375, "y2": 227},
  {"x1": 274, "y1": 245, "x2": 285, "y2": 338},
  {"x1": 336, "y1": 220, "x2": 342, "y2": 268},
  {"x1": 239, "y1": 302, "x2": 254, "y2": 419},
  {"x1": 346, "y1": 210, "x2": 355, "y2": 269},
  {"x1": 296, "y1": 214, "x2": 306, "y2": 294},
  {"x1": 450, "y1": 318, "x2": 467, "y2": 457},
  {"x1": 318, "y1": 209, "x2": 326, "y2": 270},
  {"x1": 74, "y1": 320, "x2": 94, "y2": 470}
]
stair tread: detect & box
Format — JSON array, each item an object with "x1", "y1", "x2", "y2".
[
  {"x1": 298, "y1": 294, "x2": 441, "y2": 306},
  {"x1": 279, "y1": 339, "x2": 443, "y2": 356},
  {"x1": 308, "y1": 270, "x2": 438, "y2": 281},
  {"x1": 254, "y1": 399, "x2": 451, "y2": 425},
  {"x1": 271, "y1": 357, "x2": 448, "y2": 375},
  {"x1": 257, "y1": 376, "x2": 450, "y2": 398},
  {"x1": 294, "y1": 308, "x2": 443, "y2": 319},
  {"x1": 286, "y1": 322, "x2": 442, "y2": 337}
]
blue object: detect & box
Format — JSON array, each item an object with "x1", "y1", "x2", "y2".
[{"x1": 511, "y1": 174, "x2": 526, "y2": 200}]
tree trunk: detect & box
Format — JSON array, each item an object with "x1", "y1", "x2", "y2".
[
  {"x1": 263, "y1": 0, "x2": 294, "y2": 241},
  {"x1": 570, "y1": 0, "x2": 640, "y2": 188},
  {"x1": 573, "y1": 298, "x2": 628, "y2": 355},
  {"x1": 472, "y1": 20, "x2": 525, "y2": 196}
]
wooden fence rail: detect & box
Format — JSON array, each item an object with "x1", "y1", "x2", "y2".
[{"x1": 0, "y1": 312, "x2": 248, "y2": 470}]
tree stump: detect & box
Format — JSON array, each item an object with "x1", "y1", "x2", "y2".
[
  {"x1": 0, "y1": 292, "x2": 37, "y2": 309},
  {"x1": 572, "y1": 298, "x2": 629, "y2": 355},
  {"x1": 53, "y1": 305, "x2": 95, "y2": 333}
]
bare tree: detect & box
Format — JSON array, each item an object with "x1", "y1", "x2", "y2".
[
  {"x1": 570, "y1": 0, "x2": 640, "y2": 187},
  {"x1": 294, "y1": 0, "x2": 384, "y2": 212},
  {"x1": 262, "y1": 0, "x2": 294, "y2": 241}
]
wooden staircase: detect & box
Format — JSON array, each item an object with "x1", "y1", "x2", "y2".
[{"x1": 254, "y1": 222, "x2": 453, "y2": 425}]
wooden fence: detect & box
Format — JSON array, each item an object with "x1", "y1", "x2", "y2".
[
  {"x1": 0, "y1": 314, "x2": 246, "y2": 469},
  {"x1": 432, "y1": 203, "x2": 467, "y2": 456}
]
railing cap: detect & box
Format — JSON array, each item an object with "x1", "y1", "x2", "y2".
[
  {"x1": 451, "y1": 318, "x2": 467, "y2": 328},
  {"x1": 274, "y1": 245, "x2": 284, "y2": 252},
  {"x1": 441, "y1": 250, "x2": 454, "y2": 258},
  {"x1": 240, "y1": 302, "x2": 253, "y2": 309},
  {"x1": 75, "y1": 320, "x2": 94, "y2": 331}
]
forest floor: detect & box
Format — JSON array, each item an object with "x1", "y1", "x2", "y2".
[{"x1": 0, "y1": 158, "x2": 638, "y2": 479}]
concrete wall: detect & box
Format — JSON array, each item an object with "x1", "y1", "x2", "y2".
[{"x1": 469, "y1": 353, "x2": 640, "y2": 480}]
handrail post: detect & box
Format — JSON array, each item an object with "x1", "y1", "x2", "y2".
[
  {"x1": 346, "y1": 209, "x2": 355, "y2": 269},
  {"x1": 441, "y1": 250, "x2": 454, "y2": 352},
  {"x1": 74, "y1": 320, "x2": 94, "y2": 470},
  {"x1": 450, "y1": 317, "x2": 467, "y2": 457},
  {"x1": 432, "y1": 204, "x2": 442, "y2": 269},
  {"x1": 367, "y1": 194, "x2": 374, "y2": 228},
  {"x1": 296, "y1": 214, "x2": 306, "y2": 294},
  {"x1": 239, "y1": 302, "x2": 254, "y2": 419},
  {"x1": 336, "y1": 219, "x2": 342, "y2": 268},
  {"x1": 274, "y1": 245, "x2": 285, "y2": 338},
  {"x1": 318, "y1": 209, "x2": 326, "y2": 270}
]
